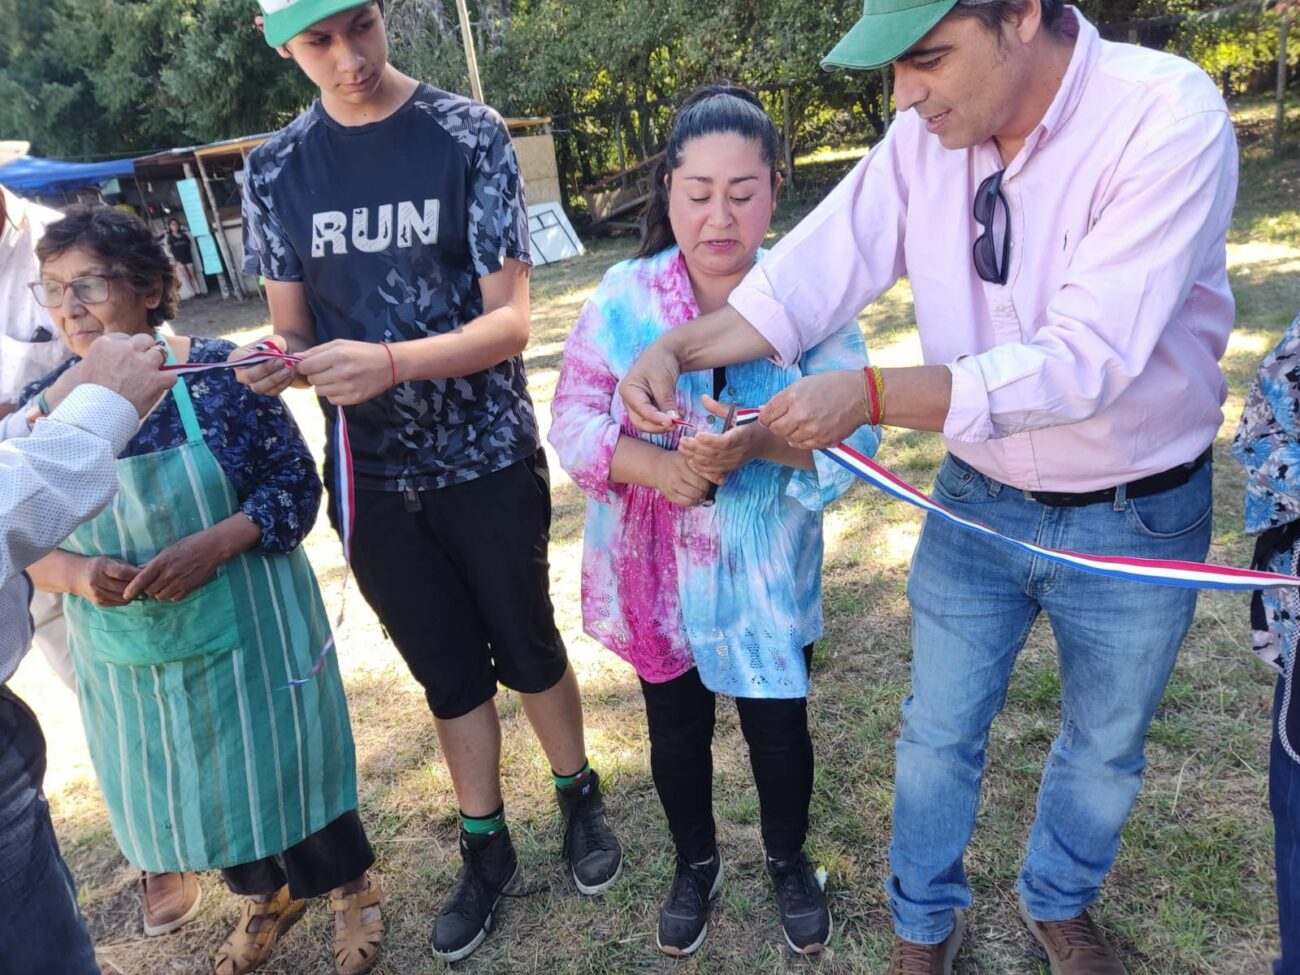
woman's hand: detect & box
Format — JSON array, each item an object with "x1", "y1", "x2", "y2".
[
  {"x1": 75, "y1": 556, "x2": 141, "y2": 608},
  {"x1": 122, "y1": 533, "x2": 228, "y2": 603},
  {"x1": 655, "y1": 450, "x2": 719, "y2": 508},
  {"x1": 678, "y1": 395, "x2": 761, "y2": 482},
  {"x1": 296, "y1": 339, "x2": 396, "y2": 405}
]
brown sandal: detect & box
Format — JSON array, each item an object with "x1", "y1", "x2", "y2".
[
  {"x1": 213, "y1": 885, "x2": 307, "y2": 975},
  {"x1": 331, "y1": 883, "x2": 384, "y2": 975}
]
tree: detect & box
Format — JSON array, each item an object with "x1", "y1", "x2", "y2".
[{"x1": 160, "y1": 0, "x2": 315, "y2": 145}]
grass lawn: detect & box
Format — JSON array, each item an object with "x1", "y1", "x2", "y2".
[{"x1": 11, "y1": 96, "x2": 1300, "y2": 974}]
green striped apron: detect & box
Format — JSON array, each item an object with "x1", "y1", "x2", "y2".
[{"x1": 60, "y1": 350, "x2": 358, "y2": 873}]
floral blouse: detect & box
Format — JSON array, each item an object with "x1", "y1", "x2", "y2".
[
  {"x1": 549, "y1": 246, "x2": 880, "y2": 699},
  {"x1": 1235, "y1": 310, "x2": 1300, "y2": 672},
  {"x1": 23, "y1": 336, "x2": 320, "y2": 554}
]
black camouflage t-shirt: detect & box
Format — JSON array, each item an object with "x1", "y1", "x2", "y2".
[{"x1": 241, "y1": 84, "x2": 538, "y2": 492}]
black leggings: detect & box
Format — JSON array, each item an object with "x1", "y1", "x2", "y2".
[{"x1": 639, "y1": 645, "x2": 815, "y2": 863}]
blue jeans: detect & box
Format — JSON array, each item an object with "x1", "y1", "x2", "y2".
[
  {"x1": 887, "y1": 453, "x2": 1211, "y2": 944},
  {"x1": 1273, "y1": 675, "x2": 1300, "y2": 975},
  {"x1": 0, "y1": 687, "x2": 98, "y2": 974}
]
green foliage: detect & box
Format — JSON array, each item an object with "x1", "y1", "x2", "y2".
[
  {"x1": 1181, "y1": 11, "x2": 1299, "y2": 98},
  {"x1": 0, "y1": 0, "x2": 1291, "y2": 173},
  {"x1": 160, "y1": 0, "x2": 316, "y2": 144},
  {"x1": 0, "y1": 0, "x2": 314, "y2": 157},
  {"x1": 384, "y1": 0, "x2": 471, "y2": 94}
]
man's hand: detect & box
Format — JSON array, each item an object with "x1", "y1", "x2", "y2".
[
  {"x1": 76, "y1": 333, "x2": 175, "y2": 418},
  {"x1": 296, "y1": 339, "x2": 395, "y2": 405},
  {"x1": 123, "y1": 532, "x2": 228, "y2": 603},
  {"x1": 619, "y1": 340, "x2": 684, "y2": 434},
  {"x1": 655, "y1": 450, "x2": 718, "y2": 507},
  {"x1": 759, "y1": 370, "x2": 868, "y2": 450},
  {"x1": 75, "y1": 556, "x2": 141, "y2": 608},
  {"x1": 678, "y1": 395, "x2": 760, "y2": 482},
  {"x1": 229, "y1": 334, "x2": 297, "y2": 397}
]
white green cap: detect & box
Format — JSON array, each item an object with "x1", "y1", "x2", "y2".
[{"x1": 257, "y1": 0, "x2": 373, "y2": 47}]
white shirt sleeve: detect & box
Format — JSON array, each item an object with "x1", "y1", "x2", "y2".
[
  {"x1": 0, "y1": 383, "x2": 137, "y2": 684},
  {"x1": 0, "y1": 384, "x2": 138, "y2": 586}
]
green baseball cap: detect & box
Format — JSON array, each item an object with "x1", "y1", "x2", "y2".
[
  {"x1": 822, "y1": 0, "x2": 960, "y2": 71},
  {"x1": 257, "y1": 0, "x2": 373, "y2": 48}
]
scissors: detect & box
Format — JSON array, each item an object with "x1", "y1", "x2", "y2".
[{"x1": 701, "y1": 401, "x2": 738, "y2": 508}]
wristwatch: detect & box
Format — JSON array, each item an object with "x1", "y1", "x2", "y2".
[{"x1": 23, "y1": 391, "x2": 50, "y2": 429}]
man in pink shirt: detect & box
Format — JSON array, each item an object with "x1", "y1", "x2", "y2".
[{"x1": 621, "y1": 0, "x2": 1236, "y2": 971}]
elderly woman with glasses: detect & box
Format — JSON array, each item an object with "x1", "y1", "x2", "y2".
[{"x1": 21, "y1": 204, "x2": 384, "y2": 975}]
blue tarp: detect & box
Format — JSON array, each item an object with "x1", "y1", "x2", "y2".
[{"x1": 0, "y1": 155, "x2": 136, "y2": 194}]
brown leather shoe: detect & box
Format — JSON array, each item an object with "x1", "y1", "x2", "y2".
[
  {"x1": 887, "y1": 909, "x2": 964, "y2": 974},
  {"x1": 141, "y1": 871, "x2": 203, "y2": 936},
  {"x1": 1019, "y1": 898, "x2": 1128, "y2": 974}
]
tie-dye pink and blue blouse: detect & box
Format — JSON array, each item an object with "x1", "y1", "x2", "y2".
[{"x1": 549, "y1": 246, "x2": 879, "y2": 699}]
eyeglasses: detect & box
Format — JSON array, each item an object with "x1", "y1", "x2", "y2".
[
  {"x1": 972, "y1": 169, "x2": 1010, "y2": 286},
  {"x1": 29, "y1": 274, "x2": 114, "y2": 308}
]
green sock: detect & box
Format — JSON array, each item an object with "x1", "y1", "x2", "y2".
[
  {"x1": 553, "y1": 759, "x2": 592, "y2": 789},
  {"x1": 461, "y1": 805, "x2": 505, "y2": 836}
]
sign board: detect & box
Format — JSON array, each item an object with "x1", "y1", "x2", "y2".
[
  {"x1": 196, "y1": 235, "x2": 223, "y2": 275},
  {"x1": 176, "y1": 178, "x2": 209, "y2": 232}
]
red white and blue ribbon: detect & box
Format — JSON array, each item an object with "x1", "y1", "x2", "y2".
[
  {"x1": 161, "y1": 344, "x2": 300, "y2": 376},
  {"x1": 160, "y1": 342, "x2": 354, "y2": 683},
  {"x1": 284, "y1": 404, "x2": 357, "y2": 686},
  {"x1": 725, "y1": 407, "x2": 1300, "y2": 592}
]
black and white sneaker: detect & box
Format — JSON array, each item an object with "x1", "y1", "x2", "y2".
[
  {"x1": 430, "y1": 826, "x2": 519, "y2": 963},
  {"x1": 557, "y1": 770, "x2": 623, "y2": 895},
  {"x1": 656, "y1": 853, "x2": 723, "y2": 957},
  {"x1": 767, "y1": 851, "x2": 832, "y2": 954}
]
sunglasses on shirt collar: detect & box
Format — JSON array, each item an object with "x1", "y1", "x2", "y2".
[{"x1": 973, "y1": 169, "x2": 1011, "y2": 286}]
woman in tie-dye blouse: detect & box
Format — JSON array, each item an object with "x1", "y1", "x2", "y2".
[{"x1": 550, "y1": 86, "x2": 879, "y2": 959}]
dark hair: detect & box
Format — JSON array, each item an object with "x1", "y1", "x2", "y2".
[
  {"x1": 948, "y1": 0, "x2": 1067, "y2": 37},
  {"x1": 637, "y1": 84, "x2": 782, "y2": 259},
  {"x1": 36, "y1": 204, "x2": 180, "y2": 330}
]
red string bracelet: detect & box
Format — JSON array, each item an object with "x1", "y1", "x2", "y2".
[{"x1": 380, "y1": 341, "x2": 397, "y2": 388}]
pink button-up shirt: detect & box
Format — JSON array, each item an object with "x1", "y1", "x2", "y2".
[{"x1": 730, "y1": 10, "x2": 1237, "y2": 492}]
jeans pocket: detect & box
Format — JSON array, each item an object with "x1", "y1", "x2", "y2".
[
  {"x1": 1125, "y1": 464, "x2": 1213, "y2": 539},
  {"x1": 932, "y1": 454, "x2": 985, "y2": 503}
]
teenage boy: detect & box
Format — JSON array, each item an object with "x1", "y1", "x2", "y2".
[{"x1": 236, "y1": 0, "x2": 623, "y2": 962}]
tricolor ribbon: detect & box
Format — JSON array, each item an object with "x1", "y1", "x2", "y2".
[
  {"x1": 160, "y1": 342, "x2": 353, "y2": 683},
  {"x1": 726, "y1": 407, "x2": 1300, "y2": 591},
  {"x1": 287, "y1": 404, "x2": 356, "y2": 687},
  {"x1": 161, "y1": 345, "x2": 300, "y2": 376}
]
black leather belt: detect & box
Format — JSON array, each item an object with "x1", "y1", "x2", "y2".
[{"x1": 1023, "y1": 448, "x2": 1211, "y2": 507}]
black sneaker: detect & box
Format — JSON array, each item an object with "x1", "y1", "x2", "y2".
[
  {"x1": 430, "y1": 826, "x2": 520, "y2": 963},
  {"x1": 656, "y1": 853, "x2": 723, "y2": 957},
  {"x1": 556, "y1": 770, "x2": 623, "y2": 895},
  {"x1": 767, "y1": 851, "x2": 832, "y2": 954}
]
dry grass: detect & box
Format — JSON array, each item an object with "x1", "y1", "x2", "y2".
[{"x1": 9, "y1": 96, "x2": 1300, "y2": 974}]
